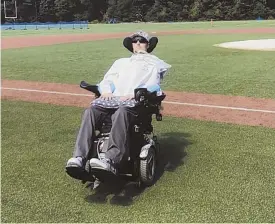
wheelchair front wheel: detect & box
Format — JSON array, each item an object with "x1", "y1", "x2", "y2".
[{"x1": 140, "y1": 146, "x2": 156, "y2": 186}]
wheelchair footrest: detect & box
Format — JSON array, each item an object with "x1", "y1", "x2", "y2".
[
  {"x1": 66, "y1": 166, "x2": 95, "y2": 182},
  {"x1": 91, "y1": 168, "x2": 120, "y2": 183}
]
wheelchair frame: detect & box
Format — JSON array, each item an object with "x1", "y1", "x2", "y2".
[{"x1": 80, "y1": 81, "x2": 165, "y2": 186}]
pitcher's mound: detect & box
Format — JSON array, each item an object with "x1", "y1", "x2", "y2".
[{"x1": 215, "y1": 39, "x2": 275, "y2": 51}]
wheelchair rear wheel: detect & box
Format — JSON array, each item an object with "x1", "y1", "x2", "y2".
[{"x1": 140, "y1": 146, "x2": 156, "y2": 186}]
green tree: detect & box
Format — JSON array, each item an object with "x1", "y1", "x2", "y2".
[
  {"x1": 133, "y1": 0, "x2": 154, "y2": 21},
  {"x1": 189, "y1": 0, "x2": 203, "y2": 20},
  {"x1": 90, "y1": 0, "x2": 108, "y2": 21},
  {"x1": 39, "y1": 0, "x2": 56, "y2": 22},
  {"x1": 74, "y1": 0, "x2": 93, "y2": 21},
  {"x1": 2, "y1": 0, "x2": 273, "y2": 23},
  {"x1": 54, "y1": 0, "x2": 77, "y2": 21},
  {"x1": 106, "y1": 0, "x2": 135, "y2": 22},
  {"x1": 267, "y1": 0, "x2": 275, "y2": 9}
]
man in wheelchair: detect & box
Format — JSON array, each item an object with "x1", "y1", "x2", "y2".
[{"x1": 66, "y1": 30, "x2": 171, "y2": 186}]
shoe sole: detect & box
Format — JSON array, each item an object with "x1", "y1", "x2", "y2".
[
  {"x1": 91, "y1": 167, "x2": 119, "y2": 183},
  {"x1": 66, "y1": 166, "x2": 94, "y2": 181}
]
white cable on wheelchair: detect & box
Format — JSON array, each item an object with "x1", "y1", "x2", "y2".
[
  {"x1": 97, "y1": 141, "x2": 102, "y2": 160},
  {"x1": 97, "y1": 139, "x2": 106, "y2": 160}
]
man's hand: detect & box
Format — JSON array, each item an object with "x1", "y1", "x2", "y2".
[
  {"x1": 100, "y1": 93, "x2": 113, "y2": 101},
  {"x1": 119, "y1": 95, "x2": 134, "y2": 101}
]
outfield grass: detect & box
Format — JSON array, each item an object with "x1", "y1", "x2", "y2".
[
  {"x1": 2, "y1": 33, "x2": 275, "y2": 98},
  {"x1": 1, "y1": 20, "x2": 275, "y2": 37},
  {"x1": 1, "y1": 100, "x2": 275, "y2": 223}
]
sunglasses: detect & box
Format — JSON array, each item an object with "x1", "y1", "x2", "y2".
[{"x1": 132, "y1": 37, "x2": 148, "y2": 44}]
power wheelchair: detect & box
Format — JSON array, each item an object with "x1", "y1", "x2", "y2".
[{"x1": 76, "y1": 81, "x2": 165, "y2": 187}]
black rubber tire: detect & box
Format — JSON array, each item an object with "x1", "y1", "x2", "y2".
[{"x1": 140, "y1": 147, "x2": 156, "y2": 186}]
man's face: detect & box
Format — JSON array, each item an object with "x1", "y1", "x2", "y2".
[{"x1": 132, "y1": 36, "x2": 149, "y2": 52}]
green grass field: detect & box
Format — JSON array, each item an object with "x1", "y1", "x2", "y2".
[
  {"x1": 2, "y1": 33, "x2": 275, "y2": 98},
  {"x1": 1, "y1": 20, "x2": 275, "y2": 37},
  {"x1": 2, "y1": 22, "x2": 275, "y2": 223},
  {"x1": 2, "y1": 100, "x2": 275, "y2": 223}
]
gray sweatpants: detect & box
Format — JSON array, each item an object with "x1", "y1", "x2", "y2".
[{"x1": 73, "y1": 105, "x2": 139, "y2": 164}]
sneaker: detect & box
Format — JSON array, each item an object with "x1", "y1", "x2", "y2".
[
  {"x1": 90, "y1": 158, "x2": 117, "y2": 175},
  {"x1": 66, "y1": 157, "x2": 83, "y2": 168},
  {"x1": 66, "y1": 157, "x2": 93, "y2": 181}
]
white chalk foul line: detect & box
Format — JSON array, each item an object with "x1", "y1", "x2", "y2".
[
  {"x1": 2, "y1": 87, "x2": 275, "y2": 114},
  {"x1": 1, "y1": 87, "x2": 94, "y2": 97},
  {"x1": 162, "y1": 101, "x2": 275, "y2": 114}
]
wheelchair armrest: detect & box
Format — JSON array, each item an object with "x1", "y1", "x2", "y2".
[{"x1": 80, "y1": 81, "x2": 101, "y2": 97}]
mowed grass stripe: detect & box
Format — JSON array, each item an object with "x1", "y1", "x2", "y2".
[{"x1": 1, "y1": 100, "x2": 275, "y2": 223}]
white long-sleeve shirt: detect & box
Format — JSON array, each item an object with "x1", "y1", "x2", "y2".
[{"x1": 98, "y1": 52, "x2": 172, "y2": 97}]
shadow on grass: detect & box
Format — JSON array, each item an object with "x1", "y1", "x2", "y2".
[{"x1": 85, "y1": 132, "x2": 192, "y2": 206}]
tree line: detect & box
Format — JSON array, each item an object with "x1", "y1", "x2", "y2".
[{"x1": 1, "y1": 0, "x2": 275, "y2": 23}]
